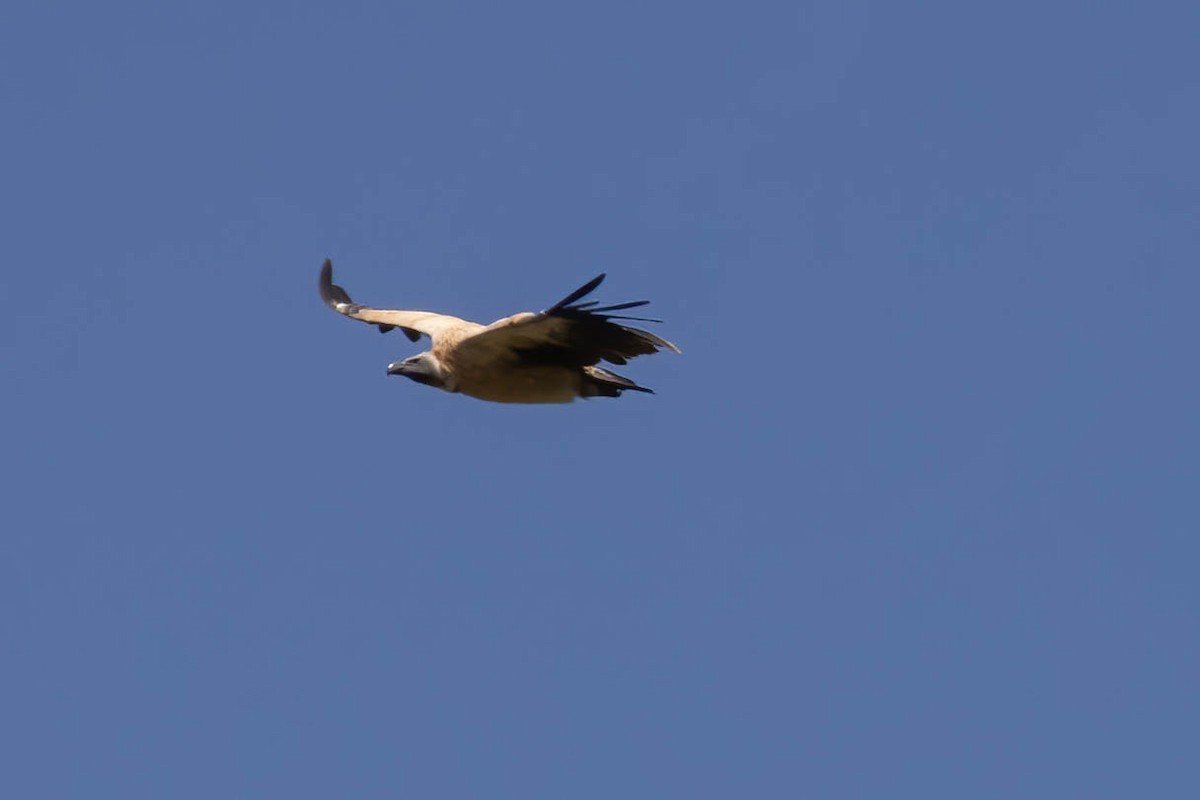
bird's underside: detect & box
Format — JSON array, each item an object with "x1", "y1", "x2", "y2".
[{"x1": 318, "y1": 259, "x2": 679, "y2": 403}]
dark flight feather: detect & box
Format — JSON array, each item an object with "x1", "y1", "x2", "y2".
[{"x1": 502, "y1": 273, "x2": 677, "y2": 369}]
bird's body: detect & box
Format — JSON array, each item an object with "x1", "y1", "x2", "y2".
[{"x1": 318, "y1": 260, "x2": 678, "y2": 403}]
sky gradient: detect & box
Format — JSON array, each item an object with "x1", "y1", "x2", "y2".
[{"x1": 3, "y1": 1, "x2": 1199, "y2": 797}]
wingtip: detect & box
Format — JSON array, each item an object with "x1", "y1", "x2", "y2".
[
  {"x1": 548, "y1": 273, "x2": 608, "y2": 313},
  {"x1": 318, "y1": 259, "x2": 334, "y2": 306},
  {"x1": 319, "y1": 258, "x2": 354, "y2": 308}
]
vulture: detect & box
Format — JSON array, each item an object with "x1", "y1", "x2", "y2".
[{"x1": 318, "y1": 259, "x2": 679, "y2": 403}]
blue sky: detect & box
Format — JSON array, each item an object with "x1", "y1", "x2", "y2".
[{"x1": 3, "y1": 1, "x2": 1198, "y2": 796}]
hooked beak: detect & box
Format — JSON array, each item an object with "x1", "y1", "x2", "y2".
[{"x1": 386, "y1": 358, "x2": 441, "y2": 388}]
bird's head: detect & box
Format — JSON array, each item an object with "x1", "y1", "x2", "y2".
[{"x1": 386, "y1": 352, "x2": 452, "y2": 391}]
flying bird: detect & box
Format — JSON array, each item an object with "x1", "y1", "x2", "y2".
[{"x1": 318, "y1": 259, "x2": 679, "y2": 403}]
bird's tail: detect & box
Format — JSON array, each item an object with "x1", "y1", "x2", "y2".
[{"x1": 581, "y1": 366, "x2": 654, "y2": 397}]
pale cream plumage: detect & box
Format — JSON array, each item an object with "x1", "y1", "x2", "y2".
[{"x1": 318, "y1": 259, "x2": 679, "y2": 403}]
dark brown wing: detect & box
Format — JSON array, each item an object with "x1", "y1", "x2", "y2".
[{"x1": 455, "y1": 273, "x2": 680, "y2": 369}]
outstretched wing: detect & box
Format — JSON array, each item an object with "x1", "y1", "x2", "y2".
[
  {"x1": 318, "y1": 259, "x2": 472, "y2": 342},
  {"x1": 456, "y1": 273, "x2": 680, "y2": 368}
]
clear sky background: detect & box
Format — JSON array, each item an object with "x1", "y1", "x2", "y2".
[{"x1": 3, "y1": 1, "x2": 1198, "y2": 797}]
